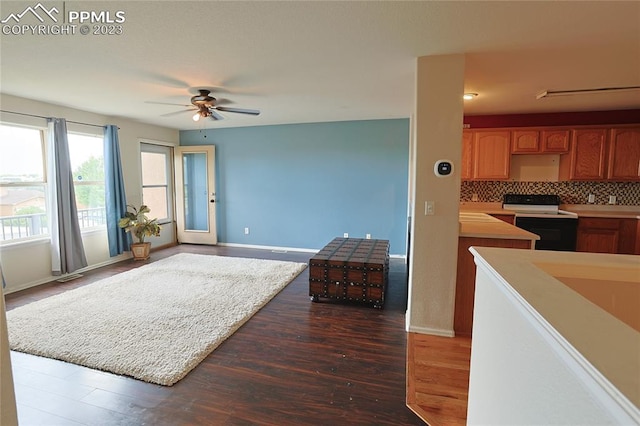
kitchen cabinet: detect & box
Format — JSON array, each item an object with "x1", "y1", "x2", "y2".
[
  {"x1": 576, "y1": 217, "x2": 639, "y2": 254},
  {"x1": 461, "y1": 130, "x2": 473, "y2": 179},
  {"x1": 464, "y1": 125, "x2": 637, "y2": 181},
  {"x1": 511, "y1": 130, "x2": 540, "y2": 153},
  {"x1": 511, "y1": 129, "x2": 570, "y2": 154},
  {"x1": 607, "y1": 127, "x2": 640, "y2": 180},
  {"x1": 541, "y1": 129, "x2": 570, "y2": 153},
  {"x1": 563, "y1": 128, "x2": 608, "y2": 180},
  {"x1": 472, "y1": 130, "x2": 511, "y2": 180}
]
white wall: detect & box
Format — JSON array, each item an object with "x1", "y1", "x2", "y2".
[
  {"x1": 406, "y1": 54, "x2": 465, "y2": 336},
  {"x1": 0, "y1": 94, "x2": 179, "y2": 292}
]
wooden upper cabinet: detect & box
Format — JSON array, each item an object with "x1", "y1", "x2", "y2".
[
  {"x1": 511, "y1": 128, "x2": 569, "y2": 154},
  {"x1": 472, "y1": 131, "x2": 511, "y2": 180},
  {"x1": 541, "y1": 129, "x2": 570, "y2": 153},
  {"x1": 511, "y1": 130, "x2": 540, "y2": 154},
  {"x1": 607, "y1": 127, "x2": 640, "y2": 180},
  {"x1": 461, "y1": 131, "x2": 474, "y2": 179},
  {"x1": 568, "y1": 129, "x2": 608, "y2": 180}
]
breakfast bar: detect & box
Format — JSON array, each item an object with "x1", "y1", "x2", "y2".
[
  {"x1": 468, "y1": 247, "x2": 640, "y2": 424},
  {"x1": 455, "y1": 212, "x2": 539, "y2": 336}
]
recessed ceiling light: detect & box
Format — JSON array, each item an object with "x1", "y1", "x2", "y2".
[{"x1": 463, "y1": 93, "x2": 478, "y2": 100}]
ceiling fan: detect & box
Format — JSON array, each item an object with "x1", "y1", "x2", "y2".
[{"x1": 152, "y1": 89, "x2": 260, "y2": 121}]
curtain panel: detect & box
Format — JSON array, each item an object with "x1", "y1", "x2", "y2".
[
  {"x1": 47, "y1": 118, "x2": 88, "y2": 275},
  {"x1": 104, "y1": 125, "x2": 130, "y2": 256}
]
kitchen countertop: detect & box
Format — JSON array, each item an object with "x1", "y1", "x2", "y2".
[
  {"x1": 470, "y1": 246, "x2": 640, "y2": 410},
  {"x1": 459, "y1": 212, "x2": 539, "y2": 241},
  {"x1": 460, "y1": 202, "x2": 640, "y2": 219},
  {"x1": 460, "y1": 202, "x2": 515, "y2": 215},
  {"x1": 562, "y1": 205, "x2": 640, "y2": 219}
]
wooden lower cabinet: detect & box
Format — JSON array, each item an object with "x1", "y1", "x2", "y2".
[
  {"x1": 454, "y1": 237, "x2": 532, "y2": 337},
  {"x1": 576, "y1": 218, "x2": 640, "y2": 254}
]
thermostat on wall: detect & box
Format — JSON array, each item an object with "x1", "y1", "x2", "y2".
[{"x1": 434, "y1": 160, "x2": 453, "y2": 177}]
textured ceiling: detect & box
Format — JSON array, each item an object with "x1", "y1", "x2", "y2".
[{"x1": 1, "y1": 1, "x2": 638, "y2": 130}]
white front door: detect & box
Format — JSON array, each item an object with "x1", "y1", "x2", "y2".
[{"x1": 174, "y1": 145, "x2": 217, "y2": 244}]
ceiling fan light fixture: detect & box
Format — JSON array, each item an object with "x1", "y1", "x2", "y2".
[
  {"x1": 463, "y1": 93, "x2": 478, "y2": 100},
  {"x1": 192, "y1": 112, "x2": 201, "y2": 122}
]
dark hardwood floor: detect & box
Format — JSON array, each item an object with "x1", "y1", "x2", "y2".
[{"x1": 5, "y1": 244, "x2": 424, "y2": 425}]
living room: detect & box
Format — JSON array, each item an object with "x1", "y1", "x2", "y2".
[{"x1": 1, "y1": 2, "x2": 639, "y2": 424}]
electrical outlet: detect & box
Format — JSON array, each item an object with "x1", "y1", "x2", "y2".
[
  {"x1": 588, "y1": 194, "x2": 595, "y2": 203},
  {"x1": 425, "y1": 201, "x2": 435, "y2": 216},
  {"x1": 365, "y1": 233, "x2": 371, "y2": 239},
  {"x1": 608, "y1": 195, "x2": 617, "y2": 205},
  {"x1": 244, "y1": 227, "x2": 250, "y2": 235},
  {"x1": 343, "y1": 232, "x2": 349, "y2": 238}
]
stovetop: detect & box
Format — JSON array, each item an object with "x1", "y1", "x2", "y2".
[{"x1": 503, "y1": 193, "x2": 577, "y2": 218}]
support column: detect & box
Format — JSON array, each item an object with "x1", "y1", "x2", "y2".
[{"x1": 406, "y1": 54, "x2": 464, "y2": 336}]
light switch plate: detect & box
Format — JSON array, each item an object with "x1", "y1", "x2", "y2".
[{"x1": 425, "y1": 201, "x2": 435, "y2": 215}]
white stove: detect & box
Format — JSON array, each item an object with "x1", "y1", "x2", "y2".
[
  {"x1": 503, "y1": 194, "x2": 578, "y2": 219},
  {"x1": 503, "y1": 194, "x2": 578, "y2": 251}
]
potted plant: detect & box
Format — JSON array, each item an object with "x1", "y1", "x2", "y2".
[{"x1": 118, "y1": 204, "x2": 161, "y2": 260}]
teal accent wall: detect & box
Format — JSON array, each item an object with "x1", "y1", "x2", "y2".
[{"x1": 180, "y1": 119, "x2": 410, "y2": 255}]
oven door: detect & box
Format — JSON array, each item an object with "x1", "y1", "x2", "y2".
[{"x1": 514, "y1": 216, "x2": 578, "y2": 251}]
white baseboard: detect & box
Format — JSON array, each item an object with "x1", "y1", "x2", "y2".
[
  {"x1": 218, "y1": 242, "x2": 406, "y2": 259},
  {"x1": 217, "y1": 242, "x2": 318, "y2": 253},
  {"x1": 3, "y1": 254, "x2": 131, "y2": 294},
  {"x1": 406, "y1": 322, "x2": 455, "y2": 337}
]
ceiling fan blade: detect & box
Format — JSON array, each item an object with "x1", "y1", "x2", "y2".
[
  {"x1": 215, "y1": 106, "x2": 260, "y2": 116},
  {"x1": 145, "y1": 101, "x2": 191, "y2": 107},
  {"x1": 209, "y1": 109, "x2": 225, "y2": 120},
  {"x1": 160, "y1": 108, "x2": 196, "y2": 117}
]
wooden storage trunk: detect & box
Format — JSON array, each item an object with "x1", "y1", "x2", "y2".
[{"x1": 309, "y1": 237, "x2": 389, "y2": 308}]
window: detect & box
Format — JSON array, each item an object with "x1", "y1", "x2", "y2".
[
  {"x1": 0, "y1": 125, "x2": 106, "y2": 243},
  {"x1": 67, "y1": 133, "x2": 105, "y2": 229},
  {"x1": 0, "y1": 124, "x2": 48, "y2": 241},
  {"x1": 141, "y1": 143, "x2": 173, "y2": 224}
]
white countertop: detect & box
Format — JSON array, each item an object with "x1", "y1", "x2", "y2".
[{"x1": 470, "y1": 246, "x2": 640, "y2": 409}]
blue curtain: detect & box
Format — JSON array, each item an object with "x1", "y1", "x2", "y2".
[
  {"x1": 47, "y1": 118, "x2": 88, "y2": 275},
  {"x1": 104, "y1": 125, "x2": 130, "y2": 256}
]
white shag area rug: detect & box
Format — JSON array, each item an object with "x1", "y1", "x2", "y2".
[{"x1": 7, "y1": 253, "x2": 306, "y2": 386}]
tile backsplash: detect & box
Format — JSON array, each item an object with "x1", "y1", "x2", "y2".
[{"x1": 460, "y1": 181, "x2": 640, "y2": 205}]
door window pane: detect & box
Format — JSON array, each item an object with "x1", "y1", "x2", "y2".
[{"x1": 182, "y1": 152, "x2": 208, "y2": 231}]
